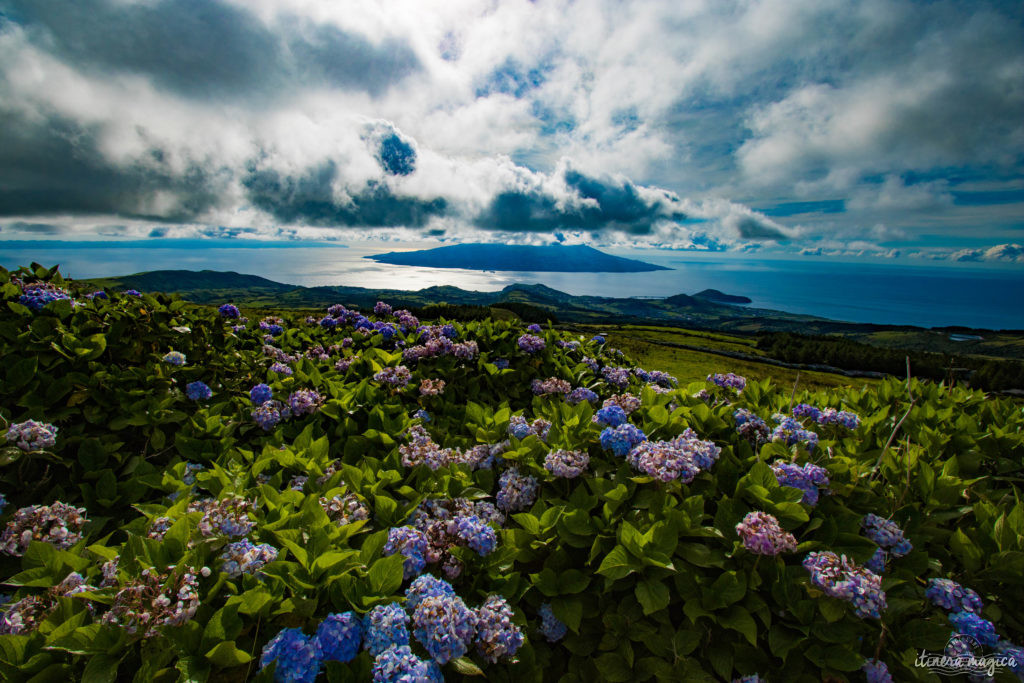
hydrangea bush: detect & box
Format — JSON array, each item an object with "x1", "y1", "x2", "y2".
[{"x1": 0, "y1": 263, "x2": 1023, "y2": 681}]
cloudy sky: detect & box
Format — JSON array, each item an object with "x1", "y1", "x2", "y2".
[{"x1": 0, "y1": 0, "x2": 1022, "y2": 263}]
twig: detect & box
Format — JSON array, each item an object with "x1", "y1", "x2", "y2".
[
  {"x1": 871, "y1": 358, "x2": 915, "y2": 476},
  {"x1": 788, "y1": 371, "x2": 801, "y2": 414}
]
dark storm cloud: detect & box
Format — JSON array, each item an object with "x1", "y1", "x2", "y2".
[
  {"x1": 6, "y1": 0, "x2": 420, "y2": 100},
  {"x1": 735, "y1": 216, "x2": 788, "y2": 240},
  {"x1": 0, "y1": 111, "x2": 227, "y2": 220},
  {"x1": 242, "y1": 160, "x2": 446, "y2": 228},
  {"x1": 476, "y1": 168, "x2": 686, "y2": 234}
]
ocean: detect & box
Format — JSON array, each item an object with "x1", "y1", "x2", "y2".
[{"x1": 2, "y1": 241, "x2": 1022, "y2": 330}]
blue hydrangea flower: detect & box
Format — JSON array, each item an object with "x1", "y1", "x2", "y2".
[
  {"x1": 566, "y1": 387, "x2": 598, "y2": 405},
  {"x1": 926, "y1": 578, "x2": 984, "y2": 614},
  {"x1": 770, "y1": 461, "x2": 830, "y2": 506},
  {"x1": 449, "y1": 515, "x2": 497, "y2": 556},
  {"x1": 948, "y1": 611, "x2": 998, "y2": 647},
  {"x1": 405, "y1": 575, "x2": 456, "y2": 611},
  {"x1": 441, "y1": 324, "x2": 458, "y2": 339},
  {"x1": 593, "y1": 405, "x2": 628, "y2": 427},
  {"x1": 803, "y1": 551, "x2": 886, "y2": 619},
  {"x1": 538, "y1": 603, "x2": 567, "y2": 642},
  {"x1": 162, "y1": 351, "x2": 186, "y2": 366},
  {"x1": 411, "y1": 593, "x2": 477, "y2": 664},
  {"x1": 218, "y1": 304, "x2": 240, "y2": 319},
  {"x1": 544, "y1": 449, "x2": 590, "y2": 478},
  {"x1": 413, "y1": 409, "x2": 431, "y2": 422},
  {"x1": 315, "y1": 612, "x2": 362, "y2": 663},
  {"x1": 259, "y1": 627, "x2": 320, "y2": 683},
  {"x1": 250, "y1": 383, "x2": 273, "y2": 405},
  {"x1": 371, "y1": 644, "x2": 442, "y2": 683},
  {"x1": 383, "y1": 527, "x2": 428, "y2": 579},
  {"x1": 508, "y1": 416, "x2": 533, "y2": 440},
  {"x1": 363, "y1": 603, "x2": 410, "y2": 656},
  {"x1": 862, "y1": 658, "x2": 893, "y2": 683},
  {"x1": 861, "y1": 513, "x2": 912, "y2": 557},
  {"x1": 493, "y1": 358, "x2": 510, "y2": 370},
  {"x1": 792, "y1": 403, "x2": 823, "y2": 421},
  {"x1": 865, "y1": 548, "x2": 887, "y2": 574},
  {"x1": 527, "y1": 324, "x2": 542, "y2": 333},
  {"x1": 517, "y1": 334, "x2": 545, "y2": 353},
  {"x1": 185, "y1": 381, "x2": 212, "y2": 401},
  {"x1": 496, "y1": 468, "x2": 539, "y2": 513},
  {"x1": 87, "y1": 290, "x2": 108, "y2": 300},
  {"x1": 219, "y1": 540, "x2": 278, "y2": 578},
  {"x1": 591, "y1": 335, "x2": 606, "y2": 344},
  {"x1": 599, "y1": 423, "x2": 646, "y2": 456},
  {"x1": 123, "y1": 289, "x2": 142, "y2": 297},
  {"x1": 0, "y1": 493, "x2": 7, "y2": 514}
]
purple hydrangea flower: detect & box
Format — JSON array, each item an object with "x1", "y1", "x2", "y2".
[
  {"x1": 496, "y1": 468, "x2": 539, "y2": 512},
  {"x1": 708, "y1": 372, "x2": 746, "y2": 392},
  {"x1": 287, "y1": 389, "x2": 323, "y2": 417},
  {"x1": 803, "y1": 551, "x2": 886, "y2": 619},
  {"x1": 411, "y1": 593, "x2": 477, "y2": 664},
  {"x1": 626, "y1": 429, "x2": 720, "y2": 483},
  {"x1": 475, "y1": 595, "x2": 524, "y2": 663},
  {"x1": 185, "y1": 381, "x2": 212, "y2": 401},
  {"x1": 405, "y1": 575, "x2": 456, "y2": 611},
  {"x1": 818, "y1": 407, "x2": 861, "y2": 430},
  {"x1": 517, "y1": 334, "x2": 546, "y2": 353},
  {"x1": 218, "y1": 303, "x2": 240, "y2": 319},
  {"x1": 259, "y1": 627, "x2": 320, "y2": 683},
  {"x1": 566, "y1": 387, "x2": 599, "y2": 405},
  {"x1": 736, "y1": 511, "x2": 797, "y2": 555},
  {"x1": 531, "y1": 377, "x2": 571, "y2": 396},
  {"x1": 5, "y1": 420, "x2": 58, "y2": 452},
  {"x1": 792, "y1": 403, "x2": 823, "y2": 421},
  {"x1": 374, "y1": 301, "x2": 393, "y2": 317},
  {"x1": 374, "y1": 366, "x2": 412, "y2": 388},
  {"x1": 87, "y1": 290, "x2": 108, "y2": 300},
  {"x1": 865, "y1": 548, "x2": 888, "y2": 574},
  {"x1": 315, "y1": 612, "x2": 362, "y2": 663},
  {"x1": 448, "y1": 515, "x2": 497, "y2": 556},
  {"x1": 123, "y1": 289, "x2": 142, "y2": 297},
  {"x1": 600, "y1": 366, "x2": 630, "y2": 389},
  {"x1": 770, "y1": 461, "x2": 830, "y2": 506},
  {"x1": 734, "y1": 408, "x2": 770, "y2": 445},
  {"x1": 527, "y1": 324, "x2": 542, "y2": 333},
  {"x1": 493, "y1": 358, "x2": 510, "y2": 370},
  {"x1": 544, "y1": 449, "x2": 590, "y2": 478},
  {"x1": 371, "y1": 644, "x2": 442, "y2": 683},
  {"x1": 219, "y1": 540, "x2": 278, "y2": 578},
  {"x1": 862, "y1": 659, "x2": 893, "y2": 683},
  {"x1": 252, "y1": 400, "x2": 290, "y2": 431}
]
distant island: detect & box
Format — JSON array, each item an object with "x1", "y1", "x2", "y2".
[
  {"x1": 366, "y1": 243, "x2": 670, "y2": 273},
  {"x1": 694, "y1": 289, "x2": 753, "y2": 304}
]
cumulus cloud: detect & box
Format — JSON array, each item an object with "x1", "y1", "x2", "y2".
[
  {"x1": 950, "y1": 243, "x2": 1024, "y2": 263},
  {"x1": 0, "y1": 0, "x2": 1020, "y2": 256}
]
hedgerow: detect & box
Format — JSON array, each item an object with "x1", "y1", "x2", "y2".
[{"x1": 1, "y1": 263, "x2": 1023, "y2": 682}]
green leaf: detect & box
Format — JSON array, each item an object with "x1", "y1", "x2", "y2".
[
  {"x1": 7, "y1": 356, "x2": 38, "y2": 389},
  {"x1": 596, "y1": 545, "x2": 636, "y2": 581},
  {"x1": 450, "y1": 657, "x2": 484, "y2": 676},
  {"x1": 367, "y1": 554, "x2": 405, "y2": 597},
  {"x1": 201, "y1": 604, "x2": 242, "y2": 653},
  {"x1": 205, "y1": 641, "x2": 252, "y2": 668},
  {"x1": 635, "y1": 579, "x2": 670, "y2": 616},
  {"x1": 594, "y1": 653, "x2": 633, "y2": 682},
  {"x1": 81, "y1": 654, "x2": 120, "y2": 683},
  {"x1": 719, "y1": 606, "x2": 758, "y2": 646}
]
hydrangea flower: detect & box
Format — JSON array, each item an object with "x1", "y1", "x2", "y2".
[
  {"x1": 475, "y1": 595, "x2": 524, "y2": 663},
  {"x1": 5, "y1": 420, "x2": 58, "y2": 452},
  {"x1": 87, "y1": 290, "x2": 108, "y2": 300},
  {"x1": 185, "y1": 381, "x2": 212, "y2": 401},
  {"x1": 803, "y1": 551, "x2": 886, "y2": 619},
  {"x1": 770, "y1": 461, "x2": 830, "y2": 506},
  {"x1": 949, "y1": 611, "x2": 999, "y2": 647},
  {"x1": 861, "y1": 513, "x2": 912, "y2": 557},
  {"x1": 123, "y1": 289, "x2": 142, "y2": 297},
  {"x1": 447, "y1": 515, "x2": 497, "y2": 556},
  {"x1": 626, "y1": 430, "x2": 721, "y2": 483},
  {"x1": 259, "y1": 627, "x2": 320, "y2": 683},
  {"x1": 925, "y1": 578, "x2": 984, "y2": 614},
  {"x1": 527, "y1": 324, "x2": 542, "y2": 333},
  {"x1": 792, "y1": 403, "x2": 823, "y2": 421},
  {"x1": 865, "y1": 548, "x2": 888, "y2": 574},
  {"x1": 102, "y1": 566, "x2": 200, "y2": 637},
  {"x1": 315, "y1": 612, "x2": 362, "y2": 663},
  {"x1": 771, "y1": 416, "x2": 819, "y2": 451},
  {"x1": 517, "y1": 334, "x2": 545, "y2": 353},
  {"x1": 531, "y1": 377, "x2": 572, "y2": 396},
  {"x1": 601, "y1": 366, "x2": 630, "y2": 389},
  {"x1": 818, "y1": 407, "x2": 861, "y2": 430},
  {"x1": 191, "y1": 497, "x2": 254, "y2": 538},
  {"x1": 600, "y1": 423, "x2": 647, "y2": 456},
  {"x1": 413, "y1": 409, "x2": 431, "y2": 422},
  {"x1": 734, "y1": 408, "x2": 769, "y2": 445},
  {"x1": 374, "y1": 366, "x2": 412, "y2": 388},
  {"x1": 862, "y1": 660, "x2": 893, "y2": 683},
  {"x1": 736, "y1": 511, "x2": 797, "y2": 555},
  {"x1": 252, "y1": 400, "x2": 290, "y2": 431},
  {"x1": 604, "y1": 393, "x2": 641, "y2": 414},
  {"x1": 250, "y1": 383, "x2": 273, "y2": 405},
  {"x1": 593, "y1": 405, "x2": 628, "y2": 427},
  {"x1": 371, "y1": 644, "x2": 442, "y2": 683},
  {"x1": 363, "y1": 603, "x2": 411, "y2": 656},
  {"x1": 219, "y1": 540, "x2": 278, "y2": 578},
  {"x1": 566, "y1": 387, "x2": 599, "y2": 405},
  {"x1": 269, "y1": 362, "x2": 293, "y2": 376},
  {"x1": 1, "y1": 502, "x2": 88, "y2": 556},
  {"x1": 405, "y1": 575, "x2": 456, "y2": 611},
  {"x1": 0, "y1": 494, "x2": 6, "y2": 514},
  {"x1": 591, "y1": 335, "x2": 606, "y2": 344},
  {"x1": 19, "y1": 282, "x2": 71, "y2": 310},
  {"x1": 496, "y1": 468, "x2": 539, "y2": 512},
  {"x1": 288, "y1": 389, "x2": 323, "y2": 416},
  {"x1": 320, "y1": 494, "x2": 370, "y2": 526},
  {"x1": 419, "y1": 379, "x2": 446, "y2": 396},
  {"x1": 384, "y1": 527, "x2": 428, "y2": 579},
  {"x1": 493, "y1": 358, "x2": 510, "y2": 370},
  {"x1": 412, "y1": 593, "x2": 477, "y2": 664},
  {"x1": 374, "y1": 301, "x2": 393, "y2": 317},
  {"x1": 162, "y1": 351, "x2": 186, "y2": 366},
  {"x1": 544, "y1": 449, "x2": 590, "y2": 478},
  {"x1": 538, "y1": 603, "x2": 567, "y2": 642},
  {"x1": 218, "y1": 303, "x2": 240, "y2": 318},
  {"x1": 708, "y1": 372, "x2": 746, "y2": 392}
]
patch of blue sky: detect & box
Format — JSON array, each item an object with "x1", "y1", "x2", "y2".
[
  {"x1": 475, "y1": 58, "x2": 551, "y2": 99},
  {"x1": 952, "y1": 188, "x2": 1024, "y2": 206},
  {"x1": 757, "y1": 200, "x2": 846, "y2": 217}
]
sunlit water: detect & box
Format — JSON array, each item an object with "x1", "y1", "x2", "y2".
[{"x1": 2, "y1": 241, "x2": 1022, "y2": 329}]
